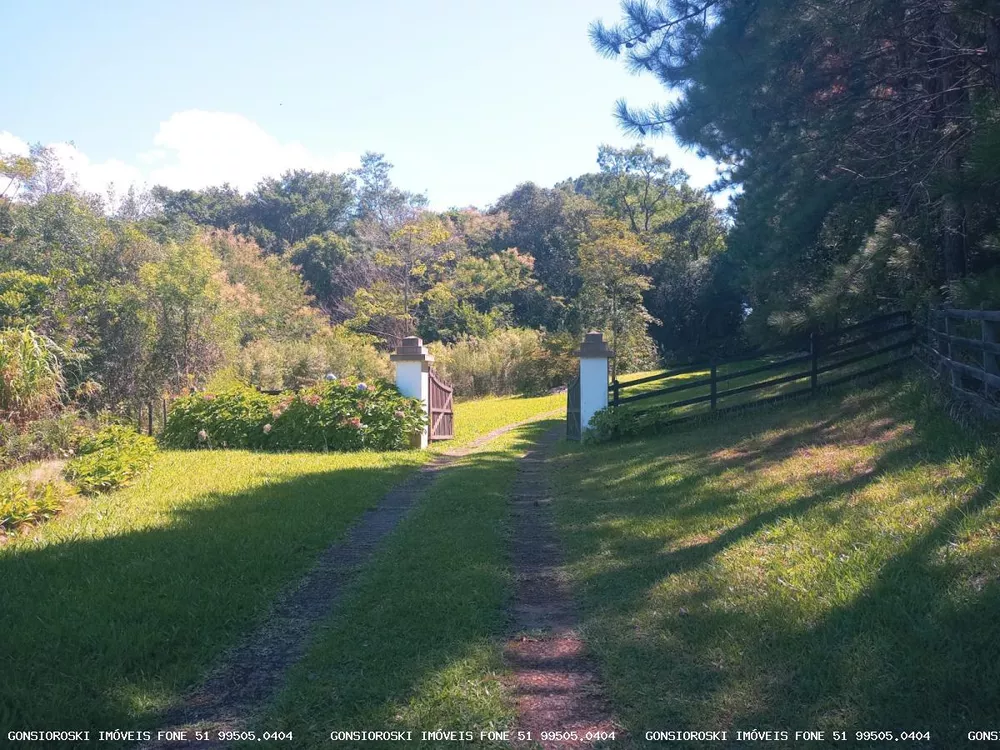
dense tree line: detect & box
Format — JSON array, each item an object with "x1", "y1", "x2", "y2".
[
  {"x1": 594, "y1": 0, "x2": 1000, "y2": 338},
  {"x1": 0, "y1": 140, "x2": 734, "y2": 412},
  {"x1": 150, "y1": 146, "x2": 737, "y2": 359}
]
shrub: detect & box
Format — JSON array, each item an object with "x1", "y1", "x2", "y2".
[
  {"x1": 162, "y1": 380, "x2": 425, "y2": 452},
  {"x1": 0, "y1": 271, "x2": 51, "y2": 329},
  {"x1": 317, "y1": 327, "x2": 392, "y2": 382},
  {"x1": 0, "y1": 474, "x2": 62, "y2": 531},
  {"x1": 428, "y1": 328, "x2": 578, "y2": 398},
  {"x1": 162, "y1": 386, "x2": 273, "y2": 449},
  {"x1": 583, "y1": 407, "x2": 637, "y2": 444},
  {"x1": 611, "y1": 325, "x2": 661, "y2": 377},
  {"x1": 0, "y1": 328, "x2": 65, "y2": 425},
  {"x1": 65, "y1": 425, "x2": 158, "y2": 495},
  {"x1": 583, "y1": 406, "x2": 680, "y2": 445},
  {"x1": 236, "y1": 339, "x2": 327, "y2": 392}
]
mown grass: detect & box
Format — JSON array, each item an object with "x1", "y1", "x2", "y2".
[
  {"x1": 248, "y1": 421, "x2": 559, "y2": 749},
  {"x1": 446, "y1": 392, "x2": 564, "y2": 447},
  {"x1": 0, "y1": 395, "x2": 561, "y2": 734},
  {"x1": 0, "y1": 449, "x2": 425, "y2": 731},
  {"x1": 550, "y1": 378, "x2": 1000, "y2": 746}
]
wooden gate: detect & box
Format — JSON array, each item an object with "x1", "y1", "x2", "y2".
[
  {"x1": 566, "y1": 374, "x2": 581, "y2": 441},
  {"x1": 428, "y1": 367, "x2": 454, "y2": 441}
]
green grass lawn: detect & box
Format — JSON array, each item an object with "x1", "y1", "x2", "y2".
[
  {"x1": 549, "y1": 378, "x2": 1000, "y2": 744},
  {"x1": 0, "y1": 394, "x2": 562, "y2": 735},
  {"x1": 249, "y1": 420, "x2": 560, "y2": 749},
  {"x1": 0, "y1": 449, "x2": 425, "y2": 731},
  {"x1": 447, "y1": 392, "x2": 564, "y2": 447}
]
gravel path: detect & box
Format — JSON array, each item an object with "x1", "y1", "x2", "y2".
[{"x1": 504, "y1": 428, "x2": 621, "y2": 749}]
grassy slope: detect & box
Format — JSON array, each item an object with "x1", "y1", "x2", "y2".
[
  {"x1": 0, "y1": 393, "x2": 562, "y2": 732},
  {"x1": 550, "y1": 378, "x2": 1000, "y2": 743},
  {"x1": 447, "y1": 393, "x2": 564, "y2": 447},
  {"x1": 251, "y1": 420, "x2": 561, "y2": 749}
]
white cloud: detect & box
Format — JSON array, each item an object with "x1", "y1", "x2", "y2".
[
  {"x1": 143, "y1": 110, "x2": 360, "y2": 191},
  {"x1": 46, "y1": 142, "x2": 144, "y2": 195},
  {"x1": 0, "y1": 131, "x2": 30, "y2": 157},
  {"x1": 0, "y1": 111, "x2": 361, "y2": 199}
]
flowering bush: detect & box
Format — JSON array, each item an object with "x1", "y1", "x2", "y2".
[{"x1": 162, "y1": 380, "x2": 426, "y2": 452}]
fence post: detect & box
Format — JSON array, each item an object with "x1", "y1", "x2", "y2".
[
  {"x1": 612, "y1": 378, "x2": 620, "y2": 408},
  {"x1": 945, "y1": 311, "x2": 959, "y2": 390},
  {"x1": 147, "y1": 403, "x2": 154, "y2": 436},
  {"x1": 390, "y1": 336, "x2": 433, "y2": 449},
  {"x1": 710, "y1": 360, "x2": 718, "y2": 411},
  {"x1": 983, "y1": 310, "x2": 999, "y2": 402},
  {"x1": 162, "y1": 398, "x2": 168, "y2": 433},
  {"x1": 935, "y1": 309, "x2": 946, "y2": 380},
  {"x1": 810, "y1": 331, "x2": 819, "y2": 395}
]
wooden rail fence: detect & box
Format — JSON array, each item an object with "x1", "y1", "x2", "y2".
[
  {"x1": 917, "y1": 308, "x2": 1000, "y2": 420},
  {"x1": 610, "y1": 311, "x2": 916, "y2": 426}
]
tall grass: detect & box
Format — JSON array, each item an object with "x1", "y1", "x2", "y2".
[
  {"x1": 0, "y1": 329, "x2": 65, "y2": 425},
  {"x1": 235, "y1": 329, "x2": 391, "y2": 391},
  {"x1": 428, "y1": 328, "x2": 577, "y2": 397}
]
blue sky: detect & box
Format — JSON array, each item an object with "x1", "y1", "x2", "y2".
[{"x1": 2, "y1": 0, "x2": 720, "y2": 209}]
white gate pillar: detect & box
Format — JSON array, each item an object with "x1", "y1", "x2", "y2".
[
  {"x1": 579, "y1": 331, "x2": 613, "y2": 433},
  {"x1": 390, "y1": 336, "x2": 433, "y2": 449}
]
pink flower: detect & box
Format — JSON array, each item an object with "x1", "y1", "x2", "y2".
[
  {"x1": 202, "y1": 393, "x2": 216, "y2": 401},
  {"x1": 304, "y1": 394, "x2": 321, "y2": 406},
  {"x1": 394, "y1": 410, "x2": 405, "y2": 419},
  {"x1": 197, "y1": 430, "x2": 208, "y2": 442},
  {"x1": 263, "y1": 424, "x2": 272, "y2": 434},
  {"x1": 342, "y1": 416, "x2": 362, "y2": 429}
]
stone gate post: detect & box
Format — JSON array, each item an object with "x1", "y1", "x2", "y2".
[
  {"x1": 390, "y1": 336, "x2": 433, "y2": 449},
  {"x1": 579, "y1": 331, "x2": 613, "y2": 434}
]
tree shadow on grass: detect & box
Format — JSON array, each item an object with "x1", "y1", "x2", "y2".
[
  {"x1": 0, "y1": 460, "x2": 427, "y2": 733},
  {"x1": 562, "y1": 386, "x2": 895, "y2": 507},
  {"x1": 550, "y1": 384, "x2": 1000, "y2": 744},
  {"x1": 606, "y1": 457, "x2": 1000, "y2": 744},
  {"x1": 0, "y1": 419, "x2": 554, "y2": 744}
]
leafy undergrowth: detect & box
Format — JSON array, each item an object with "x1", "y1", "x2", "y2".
[
  {"x1": 249, "y1": 421, "x2": 558, "y2": 749},
  {"x1": 0, "y1": 468, "x2": 64, "y2": 530},
  {"x1": 2, "y1": 425, "x2": 155, "y2": 533},
  {"x1": 65, "y1": 425, "x2": 158, "y2": 494},
  {"x1": 550, "y1": 378, "x2": 1000, "y2": 745}
]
